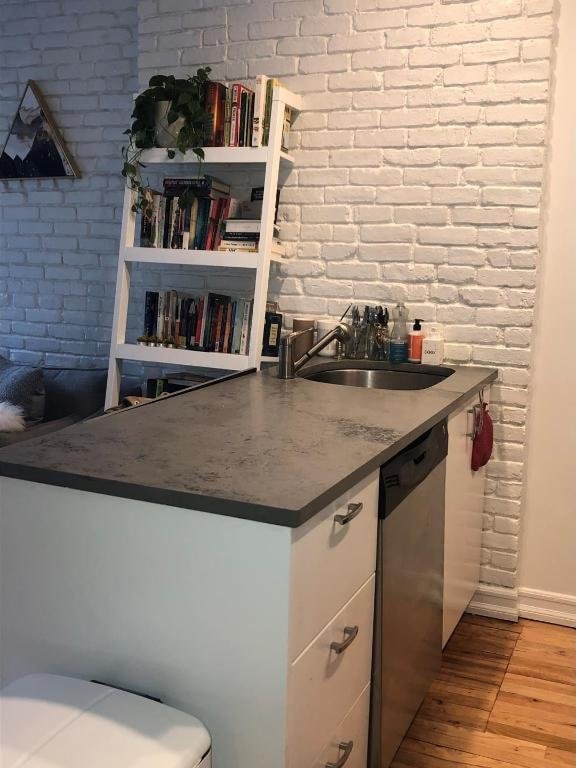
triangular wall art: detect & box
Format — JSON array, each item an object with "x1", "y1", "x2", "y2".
[{"x1": 0, "y1": 80, "x2": 80, "y2": 179}]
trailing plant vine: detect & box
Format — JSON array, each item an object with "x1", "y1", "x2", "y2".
[{"x1": 121, "y1": 68, "x2": 212, "y2": 214}]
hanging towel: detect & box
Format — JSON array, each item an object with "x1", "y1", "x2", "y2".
[{"x1": 471, "y1": 397, "x2": 493, "y2": 471}]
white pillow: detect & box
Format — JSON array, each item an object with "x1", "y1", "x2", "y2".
[{"x1": 0, "y1": 401, "x2": 25, "y2": 432}]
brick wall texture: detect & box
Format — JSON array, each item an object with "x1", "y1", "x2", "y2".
[
  {"x1": 1, "y1": 0, "x2": 557, "y2": 594},
  {"x1": 0, "y1": 0, "x2": 138, "y2": 367}
]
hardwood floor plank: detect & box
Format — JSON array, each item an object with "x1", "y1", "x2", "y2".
[
  {"x1": 520, "y1": 622, "x2": 576, "y2": 651},
  {"x1": 544, "y1": 747, "x2": 576, "y2": 768},
  {"x1": 407, "y1": 719, "x2": 548, "y2": 768},
  {"x1": 462, "y1": 615, "x2": 522, "y2": 635},
  {"x1": 442, "y1": 651, "x2": 510, "y2": 687},
  {"x1": 419, "y1": 696, "x2": 491, "y2": 730},
  {"x1": 493, "y1": 690, "x2": 576, "y2": 726},
  {"x1": 395, "y1": 618, "x2": 576, "y2": 768},
  {"x1": 454, "y1": 623, "x2": 521, "y2": 651},
  {"x1": 430, "y1": 676, "x2": 500, "y2": 712},
  {"x1": 513, "y1": 639, "x2": 576, "y2": 671},
  {"x1": 397, "y1": 738, "x2": 540, "y2": 768},
  {"x1": 501, "y1": 674, "x2": 576, "y2": 710},
  {"x1": 508, "y1": 657, "x2": 576, "y2": 688},
  {"x1": 487, "y1": 707, "x2": 576, "y2": 753}
]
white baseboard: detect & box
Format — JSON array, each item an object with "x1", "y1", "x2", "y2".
[
  {"x1": 518, "y1": 587, "x2": 576, "y2": 628},
  {"x1": 467, "y1": 584, "x2": 519, "y2": 623}
]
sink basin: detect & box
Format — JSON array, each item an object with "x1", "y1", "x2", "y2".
[{"x1": 299, "y1": 361, "x2": 454, "y2": 390}]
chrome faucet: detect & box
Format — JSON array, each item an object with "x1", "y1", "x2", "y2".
[{"x1": 277, "y1": 322, "x2": 352, "y2": 379}]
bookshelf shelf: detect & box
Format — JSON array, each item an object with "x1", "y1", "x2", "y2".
[
  {"x1": 122, "y1": 246, "x2": 283, "y2": 268},
  {"x1": 115, "y1": 343, "x2": 251, "y2": 371},
  {"x1": 139, "y1": 146, "x2": 295, "y2": 166},
  {"x1": 105, "y1": 83, "x2": 300, "y2": 409}
]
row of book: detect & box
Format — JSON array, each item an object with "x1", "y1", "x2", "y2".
[
  {"x1": 217, "y1": 218, "x2": 283, "y2": 254},
  {"x1": 139, "y1": 178, "x2": 285, "y2": 255},
  {"x1": 141, "y1": 290, "x2": 253, "y2": 355},
  {"x1": 139, "y1": 176, "x2": 233, "y2": 250},
  {"x1": 205, "y1": 75, "x2": 291, "y2": 150}
]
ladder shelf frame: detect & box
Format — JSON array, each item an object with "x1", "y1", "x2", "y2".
[{"x1": 105, "y1": 86, "x2": 301, "y2": 409}]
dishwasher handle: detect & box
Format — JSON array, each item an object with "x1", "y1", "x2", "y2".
[
  {"x1": 380, "y1": 420, "x2": 448, "y2": 518},
  {"x1": 398, "y1": 444, "x2": 438, "y2": 489}
]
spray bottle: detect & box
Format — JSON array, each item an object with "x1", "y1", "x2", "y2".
[{"x1": 389, "y1": 303, "x2": 409, "y2": 364}]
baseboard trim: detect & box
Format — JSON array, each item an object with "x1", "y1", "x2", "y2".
[
  {"x1": 467, "y1": 584, "x2": 519, "y2": 623},
  {"x1": 518, "y1": 587, "x2": 576, "y2": 628}
]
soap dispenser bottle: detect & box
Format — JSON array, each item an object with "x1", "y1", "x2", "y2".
[
  {"x1": 408, "y1": 319, "x2": 424, "y2": 364},
  {"x1": 390, "y1": 303, "x2": 409, "y2": 363}
]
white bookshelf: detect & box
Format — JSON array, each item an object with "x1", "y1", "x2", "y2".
[
  {"x1": 105, "y1": 85, "x2": 302, "y2": 409},
  {"x1": 122, "y1": 247, "x2": 284, "y2": 269}
]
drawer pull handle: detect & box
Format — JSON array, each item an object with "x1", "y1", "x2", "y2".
[
  {"x1": 330, "y1": 625, "x2": 358, "y2": 655},
  {"x1": 326, "y1": 740, "x2": 354, "y2": 768},
  {"x1": 334, "y1": 501, "x2": 363, "y2": 525}
]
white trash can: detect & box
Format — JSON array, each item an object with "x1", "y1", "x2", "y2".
[{"x1": 0, "y1": 673, "x2": 211, "y2": 767}]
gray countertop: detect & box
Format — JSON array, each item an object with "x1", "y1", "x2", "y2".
[{"x1": 0, "y1": 362, "x2": 496, "y2": 527}]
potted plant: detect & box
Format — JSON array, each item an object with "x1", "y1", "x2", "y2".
[{"x1": 121, "y1": 68, "x2": 212, "y2": 213}]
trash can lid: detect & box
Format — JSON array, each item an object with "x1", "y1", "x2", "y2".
[{"x1": 0, "y1": 673, "x2": 211, "y2": 768}]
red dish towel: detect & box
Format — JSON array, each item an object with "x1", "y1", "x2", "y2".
[{"x1": 471, "y1": 403, "x2": 493, "y2": 471}]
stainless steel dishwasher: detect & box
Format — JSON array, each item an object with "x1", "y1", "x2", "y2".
[{"x1": 369, "y1": 420, "x2": 448, "y2": 768}]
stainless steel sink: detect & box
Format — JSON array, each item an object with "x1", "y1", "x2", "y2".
[{"x1": 298, "y1": 361, "x2": 454, "y2": 390}]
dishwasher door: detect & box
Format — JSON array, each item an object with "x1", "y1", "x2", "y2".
[{"x1": 369, "y1": 421, "x2": 447, "y2": 768}]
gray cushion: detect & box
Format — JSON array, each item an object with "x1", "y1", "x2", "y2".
[
  {"x1": 0, "y1": 358, "x2": 44, "y2": 420},
  {"x1": 42, "y1": 368, "x2": 107, "y2": 420}
]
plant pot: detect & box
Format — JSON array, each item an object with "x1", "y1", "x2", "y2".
[{"x1": 154, "y1": 100, "x2": 185, "y2": 148}]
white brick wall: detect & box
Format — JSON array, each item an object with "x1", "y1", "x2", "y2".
[
  {"x1": 1, "y1": 0, "x2": 556, "y2": 597},
  {"x1": 138, "y1": 0, "x2": 555, "y2": 595},
  {"x1": 0, "y1": 0, "x2": 138, "y2": 368}
]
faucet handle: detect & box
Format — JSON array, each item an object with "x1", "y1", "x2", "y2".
[{"x1": 284, "y1": 327, "x2": 313, "y2": 344}]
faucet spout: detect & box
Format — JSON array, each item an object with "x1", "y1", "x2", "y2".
[{"x1": 277, "y1": 322, "x2": 351, "y2": 380}]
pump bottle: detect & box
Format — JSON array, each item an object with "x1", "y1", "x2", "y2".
[{"x1": 408, "y1": 319, "x2": 424, "y2": 364}]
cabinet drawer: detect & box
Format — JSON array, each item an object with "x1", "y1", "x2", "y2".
[
  {"x1": 311, "y1": 683, "x2": 371, "y2": 768},
  {"x1": 289, "y1": 471, "x2": 378, "y2": 659},
  {"x1": 288, "y1": 575, "x2": 374, "y2": 768}
]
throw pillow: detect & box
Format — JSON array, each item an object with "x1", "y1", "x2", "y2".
[
  {"x1": 0, "y1": 402, "x2": 25, "y2": 432},
  {"x1": 0, "y1": 361, "x2": 44, "y2": 420}
]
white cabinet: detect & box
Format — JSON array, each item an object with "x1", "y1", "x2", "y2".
[
  {"x1": 0, "y1": 471, "x2": 379, "y2": 768},
  {"x1": 287, "y1": 472, "x2": 378, "y2": 767},
  {"x1": 443, "y1": 392, "x2": 489, "y2": 646}
]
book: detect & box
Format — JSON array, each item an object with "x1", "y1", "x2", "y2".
[
  {"x1": 163, "y1": 175, "x2": 230, "y2": 198},
  {"x1": 156, "y1": 291, "x2": 166, "y2": 340},
  {"x1": 239, "y1": 90, "x2": 248, "y2": 147},
  {"x1": 229, "y1": 83, "x2": 253, "y2": 147},
  {"x1": 218, "y1": 241, "x2": 259, "y2": 251},
  {"x1": 231, "y1": 299, "x2": 244, "y2": 354},
  {"x1": 262, "y1": 77, "x2": 281, "y2": 146},
  {"x1": 205, "y1": 293, "x2": 229, "y2": 351},
  {"x1": 282, "y1": 105, "x2": 292, "y2": 151},
  {"x1": 139, "y1": 190, "x2": 158, "y2": 247},
  {"x1": 246, "y1": 91, "x2": 255, "y2": 147},
  {"x1": 154, "y1": 193, "x2": 165, "y2": 247},
  {"x1": 252, "y1": 75, "x2": 268, "y2": 148},
  {"x1": 223, "y1": 87, "x2": 233, "y2": 146},
  {"x1": 144, "y1": 291, "x2": 159, "y2": 337},
  {"x1": 181, "y1": 197, "x2": 198, "y2": 250},
  {"x1": 223, "y1": 219, "x2": 262, "y2": 233},
  {"x1": 221, "y1": 232, "x2": 260, "y2": 242},
  {"x1": 204, "y1": 82, "x2": 227, "y2": 147},
  {"x1": 239, "y1": 299, "x2": 253, "y2": 354},
  {"x1": 162, "y1": 197, "x2": 173, "y2": 248},
  {"x1": 262, "y1": 311, "x2": 283, "y2": 356},
  {"x1": 229, "y1": 83, "x2": 241, "y2": 148}
]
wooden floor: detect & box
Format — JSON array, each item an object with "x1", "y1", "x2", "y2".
[{"x1": 392, "y1": 616, "x2": 576, "y2": 768}]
